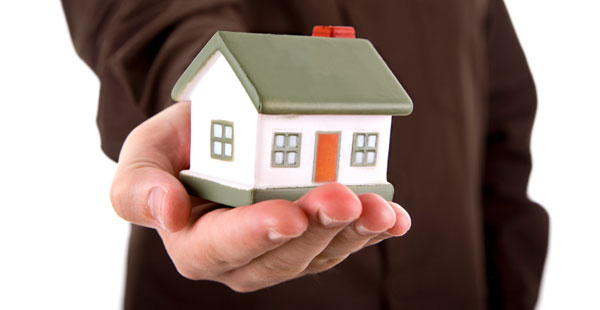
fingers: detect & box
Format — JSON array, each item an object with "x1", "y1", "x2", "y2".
[
  {"x1": 161, "y1": 199, "x2": 309, "y2": 280},
  {"x1": 304, "y1": 193, "x2": 396, "y2": 273},
  {"x1": 363, "y1": 202, "x2": 411, "y2": 247},
  {"x1": 384, "y1": 202, "x2": 411, "y2": 236},
  {"x1": 355, "y1": 194, "x2": 397, "y2": 235},
  {"x1": 110, "y1": 102, "x2": 192, "y2": 231},
  {"x1": 157, "y1": 181, "x2": 410, "y2": 292},
  {"x1": 222, "y1": 183, "x2": 362, "y2": 291}
]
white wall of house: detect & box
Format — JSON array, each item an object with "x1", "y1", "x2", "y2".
[
  {"x1": 254, "y1": 114, "x2": 392, "y2": 188},
  {"x1": 187, "y1": 51, "x2": 392, "y2": 190},
  {"x1": 189, "y1": 51, "x2": 258, "y2": 189}
]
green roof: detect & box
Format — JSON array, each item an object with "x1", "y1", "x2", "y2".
[{"x1": 172, "y1": 31, "x2": 413, "y2": 115}]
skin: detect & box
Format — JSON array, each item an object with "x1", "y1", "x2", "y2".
[{"x1": 110, "y1": 101, "x2": 411, "y2": 292}]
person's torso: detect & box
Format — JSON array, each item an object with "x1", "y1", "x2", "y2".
[{"x1": 127, "y1": 1, "x2": 491, "y2": 309}]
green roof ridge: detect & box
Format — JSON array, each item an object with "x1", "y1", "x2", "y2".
[{"x1": 172, "y1": 31, "x2": 413, "y2": 116}]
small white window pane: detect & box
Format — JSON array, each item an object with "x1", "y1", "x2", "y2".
[
  {"x1": 286, "y1": 152, "x2": 297, "y2": 165},
  {"x1": 354, "y1": 151, "x2": 364, "y2": 164},
  {"x1": 274, "y1": 152, "x2": 284, "y2": 164},
  {"x1": 366, "y1": 151, "x2": 376, "y2": 164},
  {"x1": 275, "y1": 135, "x2": 285, "y2": 147},
  {"x1": 224, "y1": 143, "x2": 232, "y2": 157},
  {"x1": 367, "y1": 135, "x2": 377, "y2": 148},
  {"x1": 213, "y1": 123, "x2": 222, "y2": 138},
  {"x1": 213, "y1": 141, "x2": 222, "y2": 155},
  {"x1": 356, "y1": 134, "x2": 365, "y2": 147},
  {"x1": 224, "y1": 126, "x2": 233, "y2": 139},
  {"x1": 288, "y1": 135, "x2": 298, "y2": 148}
]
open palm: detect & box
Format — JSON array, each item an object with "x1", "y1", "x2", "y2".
[{"x1": 110, "y1": 101, "x2": 411, "y2": 292}]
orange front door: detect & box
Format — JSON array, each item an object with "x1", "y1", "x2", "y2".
[{"x1": 314, "y1": 132, "x2": 340, "y2": 183}]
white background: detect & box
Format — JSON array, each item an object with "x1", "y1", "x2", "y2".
[{"x1": 0, "y1": 1, "x2": 598, "y2": 309}]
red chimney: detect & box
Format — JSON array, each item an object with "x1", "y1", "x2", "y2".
[{"x1": 312, "y1": 26, "x2": 356, "y2": 38}]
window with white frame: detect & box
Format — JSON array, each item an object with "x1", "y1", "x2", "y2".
[
  {"x1": 271, "y1": 133, "x2": 301, "y2": 167},
  {"x1": 211, "y1": 120, "x2": 233, "y2": 161},
  {"x1": 351, "y1": 133, "x2": 378, "y2": 166}
]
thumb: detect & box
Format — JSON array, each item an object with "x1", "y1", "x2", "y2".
[
  {"x1": 111, "y1": 165, "x2": 191, "y2": 231},
  {"x1": 110, "y1": 102, "x2": 192, "y2": 231}
]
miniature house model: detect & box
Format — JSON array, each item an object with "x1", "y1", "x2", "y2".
[{"x1": 172, "y1": 28, "x2": 412, "y2": 207}]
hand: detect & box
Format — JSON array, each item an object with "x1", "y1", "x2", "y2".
[{"x1": 110, "y1": 101, "x2": 411, "y2": 292}]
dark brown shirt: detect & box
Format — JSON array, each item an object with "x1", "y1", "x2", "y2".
[{"x1": 62, "y1": 1, "x2": 549, "y2": 309}]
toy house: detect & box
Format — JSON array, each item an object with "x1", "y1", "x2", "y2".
[{"x1": 172, "y1": 27, "x2": 412, "y2": 207}]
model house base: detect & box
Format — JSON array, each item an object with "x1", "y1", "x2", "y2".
[{"x1": 180, "y1": 170, "x2": 394, "y2": 207}]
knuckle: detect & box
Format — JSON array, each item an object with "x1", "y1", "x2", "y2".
[
  {"x1": 226, "y1": 282, "x2": 263, "y2": 293},
  {"x1": 169, "y1": 249, "x2": 210, "y2": 281},
  {"x1": 364, "y1": 237, "x2": 386, "y2": 248},
  {"x1": 164, "y1": 250, "x2": 227, "y2": 282},
  {"x1": 170, "y1": 236, "x2": 241, "y2": 279},
  {"x1": 168, "y1": 246, "x2": 219, "y2": 281},
  {"x1": 174, "y1": 264, "x2": 204, "y2": 281},
  {"x1": 304, "y1": 255, "x2": 347, "y2": 274},
  {"x1": 261, "y1": 255, "x2": 305, "y2": 278},
  {"x1": 202, "y1": 241, "x2": 230, "y2": 269},
  {"x1": 227, "y1": 256, "x2": 252, "y2": 269},
  {"x1": 191, "y1": 238, "x2": 238, "y2": 274}
]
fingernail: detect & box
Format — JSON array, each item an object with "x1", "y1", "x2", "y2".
[
  {"x1": 148, "y1": 187, "x2": 166, "y2": 229},
  {"x1": 355, "y1": 223, "x2": 381, "y2": 236},
  {"x1": 319, "y1": 211, "x2": 349, "y2": 228},
  {"x1": 267, "y1": 228, "x2": 296, "y2": 242}
]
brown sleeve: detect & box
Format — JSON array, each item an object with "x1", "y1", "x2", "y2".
[
  {"x1": 61, "y1": 0, "x2": 247, "y2": 161},
  {"x1": 483, "y1": 1, "x2": 549, "y2": 309}
]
